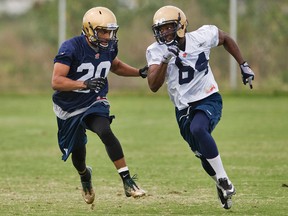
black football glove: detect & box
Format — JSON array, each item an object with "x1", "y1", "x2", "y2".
[
  {"x1": 84, "y1": 77, "x2": 106, "y2": 93},
  {"x1": 139, "y1": 65, "x2": 148, "y2": 78},
  {"x1": 240, "y1": 62, "x2": 255, "y2": 89}
]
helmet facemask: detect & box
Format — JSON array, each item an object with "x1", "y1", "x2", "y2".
[
  {"x1": 152, "y1": 20, "x2": 181, "y2": 45},
  {"x1": 83, "y1": 22, "x2": 118, "y2": 50}
]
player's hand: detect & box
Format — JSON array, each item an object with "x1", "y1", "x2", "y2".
[
  {"x1": 162, "y1": 44, "x2": 179, "y2": 64},
  {"x1": 139, "y1": 65, "x2": 148, "y2": 78},
  {"x1": 84, "y1": 77, "x2": 106, "y2": 93},
  {"x1": 240, "y1": 62, "x2": 255, "y2": 89}
]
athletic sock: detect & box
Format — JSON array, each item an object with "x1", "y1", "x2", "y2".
[
  {"x1": 207, "y1": 155, "x2": 231, "y2": 184},
  {"x1": 118, "y1": 166, "x2": 131, "y2": 181}
]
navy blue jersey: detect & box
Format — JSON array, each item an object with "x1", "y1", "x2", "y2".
[{"x1": 52, "y1": 35, "x2": 118, "y2": 119}]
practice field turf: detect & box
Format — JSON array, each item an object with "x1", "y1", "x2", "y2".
[{"x1": 0, "y1": 93, "x2": 287, "y2": 216}]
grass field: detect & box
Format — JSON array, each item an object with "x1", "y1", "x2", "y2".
[{"x1": 0, "y1": 92, "x2": 287, "y2": 216}]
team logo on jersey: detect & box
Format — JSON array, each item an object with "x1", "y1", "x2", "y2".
[
  {"x1": 198, "y1": 42, "x2": 206, "y2": 47},
  {"x1": 206, "y1": 84, "x2": 216, "y2": 93},
  {"x1": 182, "y1": 53, "x2": 187, "y2": 58},
  {"x1": 95, "y1": 53, "x2": 100, "y2": 59}
]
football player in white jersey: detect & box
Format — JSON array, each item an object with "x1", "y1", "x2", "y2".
[
  {"x1": 146, "y1": 5, "x2": 255, "y2": 209},
  {"x1": 52, "y1": 7, "x2": 147, "y2": 205}
]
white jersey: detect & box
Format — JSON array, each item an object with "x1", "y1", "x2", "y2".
[{"x1": 146, "y1": 25, "x2": 219, "y2": 110}]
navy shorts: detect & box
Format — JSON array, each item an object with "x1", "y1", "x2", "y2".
[
  {"x1": 56, "y1": 102, "x2": 111, "y2": 161},
  {"x1": 175, "y1": 92, "x2": 223, "y2": 153}
]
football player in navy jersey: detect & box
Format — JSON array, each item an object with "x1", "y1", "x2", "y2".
[
  {"x1": 146, "y1": 6, "x2": 255, "y2": 209},
  {"x1": 51, "y1": 7, "x2": 147, "y2": 205}
]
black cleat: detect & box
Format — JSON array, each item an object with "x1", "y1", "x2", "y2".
[{"x1": 216, "y1": 178, "x2": 236, "y2": 209}]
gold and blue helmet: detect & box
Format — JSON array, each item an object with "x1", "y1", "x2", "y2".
[
  {"x1": 82, "y1": 7, "x2": 119, "y2": 49},
  {"x1": 152, "y1": 5, "x2": 188, "y2": 45}
]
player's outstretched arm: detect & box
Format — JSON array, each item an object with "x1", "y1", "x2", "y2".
[
  {"x1": 111, "y1": 57, "x2": 147, "y2": 78},
  {"x1": 218, "y1": 29, "x2": 255, "y2": 89}
]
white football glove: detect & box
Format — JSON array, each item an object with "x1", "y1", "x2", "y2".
[
  {"x1": 162, "y1": 44, "x2": 179, "y2": 64},
  {"x1": 240, "y1": 62, "x2": 255, "y2": 89}
]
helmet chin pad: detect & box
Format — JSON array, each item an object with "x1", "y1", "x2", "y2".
[{"x1": 89, "y1": 38, "x2": 118, "y2": 51}]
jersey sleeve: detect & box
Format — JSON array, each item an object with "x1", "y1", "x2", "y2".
[
  {"x1": 198, "y1": 25, "x2": 219, "y2": 48},
  {"x1": 146, "y1": 43, "x2": 164, "y2": 66},
  {"x1": 54, "y1": 40, "x2": 75, "y2": 66}
]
